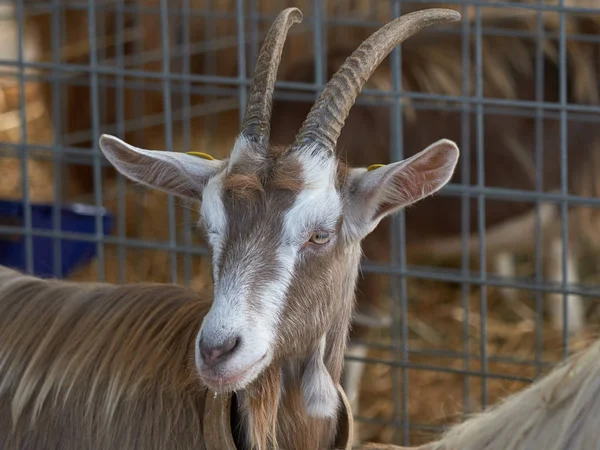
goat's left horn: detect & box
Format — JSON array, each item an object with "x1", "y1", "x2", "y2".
[
  {"x1": 290, "y1": 8, "x2": 460, "y2": 154},
  {"x1": 240, "y1": 7, "x2": 303, "y2": 146}
]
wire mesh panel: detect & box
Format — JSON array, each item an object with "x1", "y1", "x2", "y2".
[{"x1": 2, "y1": 0, "x2": 600, "y2": 446}]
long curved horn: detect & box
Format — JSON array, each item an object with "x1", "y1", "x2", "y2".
[
  {"x1": 240, "y1": 7, "x2": 303, "y2": 146},
  {"x1": 290, "y1": 8, "x2": 460, "y2": 153}
]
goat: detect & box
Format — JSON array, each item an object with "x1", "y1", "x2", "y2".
[
  {"x1": 0, "y1": 7, "x2": 461, "y2": 450},
  {"x1": 427, "y1": 338, "x2": 600, "y2": 450},
  {"x1": 355, "y1": 337, "x2": 600, "y2": 450},
  {"x1": 268, "y1": 15, "x2": 600, "y2": 414}
]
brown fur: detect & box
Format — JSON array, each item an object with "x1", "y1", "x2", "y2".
[
  {"x1": 0, "y1": 260, "x2": 356, "y2": 450},
  {"x1": 0, "y1": 265, "x2": 209, "y2": 450},
  {"x1": 208, "y1": 145, "x2": 362, "y2": 448},
  {"x1": 272, "y1": 245, "x2": 361, "y2": 450},
  {"x1": 222, "y1": 145, "x2": 306, "y2": 203},
  {"x1": 223, "y1": 172, "x2": 266, "y2": 201}
]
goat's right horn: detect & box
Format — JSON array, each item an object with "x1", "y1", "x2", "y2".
[
  {"x1": 290, "y1": 8, "x2": 461, "y2": 154},
  {"x1": 240, "y1": 7, "x2": 303, "y2": 147}
]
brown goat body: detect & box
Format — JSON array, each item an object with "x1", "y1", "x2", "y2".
[
  {"x1": 2, "y1": 262, "x2": 597, "y2": 450},
  {"x1": 0, "y1": 266, "x2": 209, "y2": 449},
  {"x1": 0, "y1": 265, "x2": 342, "y2": 449}
]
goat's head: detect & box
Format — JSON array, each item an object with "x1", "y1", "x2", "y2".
[{"x1": 98, "y1": 7, "x2": 460, "y2": 414}]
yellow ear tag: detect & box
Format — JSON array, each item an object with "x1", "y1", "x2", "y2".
[
  {"x1": 367, "y1": 164, "x2": 385, "y2": 171},
  {"x1": 186, "y1": 151, "x2": 215, "y2": 161}
]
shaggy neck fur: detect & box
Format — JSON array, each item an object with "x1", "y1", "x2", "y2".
[{"x1": 0, "y1": 267, "x2": 209, "y2": 450}]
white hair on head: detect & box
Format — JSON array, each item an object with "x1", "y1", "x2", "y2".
[
  {"x1": 200, "y1": 171, "x2": 228, "y2": 282},
  {"x1": 228, "y1": 134, "x2": 255, "y2": 167}
]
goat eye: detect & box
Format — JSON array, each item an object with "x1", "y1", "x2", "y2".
[{"x1": 309, "y1": 231, "x2": 330, "y2": 245}]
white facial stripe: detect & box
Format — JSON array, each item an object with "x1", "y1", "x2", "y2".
[
  {"x1": 255, "y1": 148, "x2": 341, "y2": 330},
  {"x1": 200, "y1": 172, "x2": 227, "y2": 282},
  {"x1": 198, "y1": 237, "x2": 280, "y2": 386},
  {"x1": 284, "y1": 190, "x2": 341, "y2": 245},
  {"x1": 208, "y1": 249, "x2": 251, "y2": 340},
  {"x1": 252, "y1": 245, "x2": 297, "y2": 342},
  {"x1": 296, "y1": 144, "x2": 338, "y2": 189},
  {"x1": 219, "y1": 148, "x2": 341, "y2": 352},
  {"x1": 283, "y1": 149, "x2": 342, "y2": 245}
]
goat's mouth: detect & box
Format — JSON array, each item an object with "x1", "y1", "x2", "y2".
[{"x1": 199, "y1": 353, "x2": 269, "y2": 392}]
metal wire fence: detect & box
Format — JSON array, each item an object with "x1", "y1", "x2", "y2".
[{"x1": 2, "y1": 0, "x2": 600, "y2": 446}]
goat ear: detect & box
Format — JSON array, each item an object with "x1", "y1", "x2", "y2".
[
  {"x1": 344, "y1": 139, "x2": 459, "y2": 240},
  {"x1": 99, "y1": 134, "x2": 226, "y2": 199}
]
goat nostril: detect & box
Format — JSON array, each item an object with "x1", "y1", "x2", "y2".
[
  {"x1": 200, "y1": 336, "x2": 241, "y2": 366},
  {"x1": 225, "y1": 336, "x2": 240, "y2": 354}
]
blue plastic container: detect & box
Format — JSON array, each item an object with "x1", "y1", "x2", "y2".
[{"x1": 0, "y1": 199, "x2": 114, "y2": 278}]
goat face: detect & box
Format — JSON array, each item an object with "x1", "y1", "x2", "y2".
[{"x1": 98, "y1": 7, "x2": 460, "y2": 395}]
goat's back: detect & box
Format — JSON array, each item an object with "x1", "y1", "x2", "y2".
[
  {"x1": 430, "y1": 339, "x2": 600, "y2": 450},
  {"x1": 0, "y1": 265, "x2": 211, "y2": 450}
]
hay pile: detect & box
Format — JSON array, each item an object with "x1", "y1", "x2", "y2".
[{"x1": 3, "y1": 0, "x2": 600, "y2": 447}]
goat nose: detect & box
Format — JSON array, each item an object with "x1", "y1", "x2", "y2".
[{"x1": 199, "y1": 336, "x2": 240, "y2": 366}]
